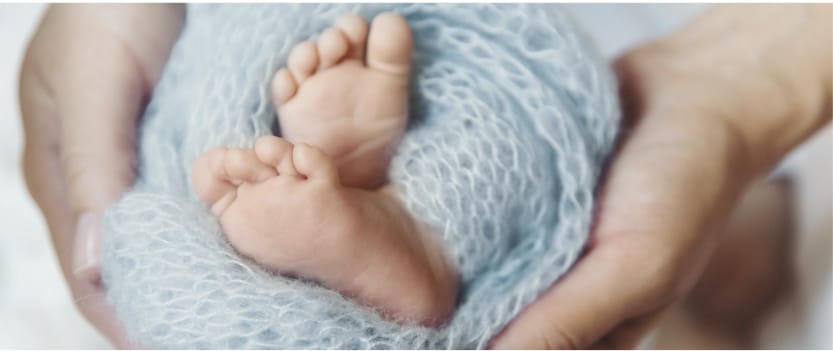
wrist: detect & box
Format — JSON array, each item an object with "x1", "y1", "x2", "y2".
[{"x1": 619, "y1": 4, "x2": 831, "y2": 175}]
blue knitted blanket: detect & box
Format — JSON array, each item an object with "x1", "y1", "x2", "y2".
[{"x1": 100, "y1": 4, "x2": 620, "y2": 348}]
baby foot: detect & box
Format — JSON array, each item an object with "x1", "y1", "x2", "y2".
[
  {"x1": 272, "y1": 13, "x2": 412, "y2": 188},
  {"x1": 192, "y1": 136, "x2": 457, "y2": 325}
]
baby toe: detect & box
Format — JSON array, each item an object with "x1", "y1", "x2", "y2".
[
  {"x1": 317, "y1": 27, "x2": 350, "y2": 69},
  {"x1": 254, "y1": 136, "x2": 299, "y2": 177},
  {"x1": 224, "y1": 148, "x2": 276, "y2": 184},
  {"x1": 271, "y1": 69, "x2": 298, "y2": 106},
  {"x1": 287, "y1": 41, "x2": 319, "y2": 83},
  {"x1": 292, "y1": 143, "x2": 338, "y2": 183},
  {"x1": 335, "y1": 14, "x2": 368, "y2": 60}
]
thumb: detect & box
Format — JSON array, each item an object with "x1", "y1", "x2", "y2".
[
  {"x1": 36, "y1": 4, "x2": 185, "y2": 281},
  {"x1": 490, "y1": 113, "x2": 745, "y2": 348},
  {"x1": 56, "y1": 31, "x2": 147, "y2": 212},
  {"x1": 489, "y1": 240, "x2": 662, "y2": 349},
  {"x1": 53, "y1": 35, "x2": 148, "y2": 279}
]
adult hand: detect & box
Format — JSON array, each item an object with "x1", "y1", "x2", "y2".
[
  {"x1": 492, "y1": 4, "x2": 831, "y2": 348},
  {"x1": 20, "y1": 4, "x2": 184, "y2": 347}
]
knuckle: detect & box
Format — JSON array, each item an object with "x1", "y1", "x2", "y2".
[{"x1": 60, "y1": 149, "x2": 97, "y2": 190}]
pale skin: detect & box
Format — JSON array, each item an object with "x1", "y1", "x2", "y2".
[
  {"x1": 20, "y1": 4, "x2": 185, "y2": 348},
  {"x1": 19, "y1": 4, "x2": 831, "y2": 348},
  {"x1": 191, "y1": 13, "x2": 458, "y2": 326},
  {"x1": 492, "y1": 4, "x2": 831, "y2": 348}
]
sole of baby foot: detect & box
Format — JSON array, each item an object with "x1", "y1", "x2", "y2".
[
  {"x1": 193, "y1": 136, "x2": 457, "y2": 326},
  {"x1": 270, "y1": 12, "x2": 413, "y2": 188}
]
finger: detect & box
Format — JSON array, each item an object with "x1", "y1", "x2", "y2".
[
  {"x1": 490, "y1": 242, "x2": 663, "y2": 349},
  {"x1": 491, "y1": 111, "x2": 746, "y2": 349},
  {"x1": 56, "y1": 40, "x2": 145, "y2": 215},
  {"x1": 20, "y1": 45, "x2": 139, "y2": 348},
  {"x1": 19, "y1": 5, "x2": 184, "y2": 348},
  {"x1": 22, "y1": 10, "x2": 148, "y2": 281},
  {"x1": 20, "y1": 104, "x2": 135, "y2": 348},
  {"x1": 27, "y1": 4, "x2": 185, "y2": 280},
  {"x1": 56, "y1": 45, "x2": 146, "y2": 281}
]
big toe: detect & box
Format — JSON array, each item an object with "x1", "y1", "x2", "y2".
[
  {"x1": 292, "y1": 143, "x2": 338, "y2": 183},
  {"x1": 366, "y1": 12, "x2": 413, "y2": 75}
]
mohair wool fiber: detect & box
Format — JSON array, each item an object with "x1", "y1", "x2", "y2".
[{"x1": 100, "y1": 4, "x2": 620, "y2": 348}]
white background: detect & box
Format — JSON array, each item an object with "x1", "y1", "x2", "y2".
[{"x1": 0, "y1": 4, "x2": 829, "y2": 348}]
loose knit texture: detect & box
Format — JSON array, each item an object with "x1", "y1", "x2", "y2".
[{"x1": 100, "y1": 3, "x2": 620, "y2": 349}]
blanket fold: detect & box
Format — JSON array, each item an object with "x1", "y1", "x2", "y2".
[{"x1": 101, "y1": 4, "x2": 619, "y2": 348}]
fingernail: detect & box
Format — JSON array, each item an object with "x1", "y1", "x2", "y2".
[{"x1": 73, "y1": 211, "x2": 102, "y2": 282}]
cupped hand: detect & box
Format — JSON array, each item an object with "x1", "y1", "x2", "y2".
[
  {"x1": 19, "y1": 4, "x2": 184, "y2": 347},
  {"x1": 491, "y1": 47, "x2": 754, "y2": 350},
  {"x1": 491, "y1": 4, "x2": 831, "y2": 349}
]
